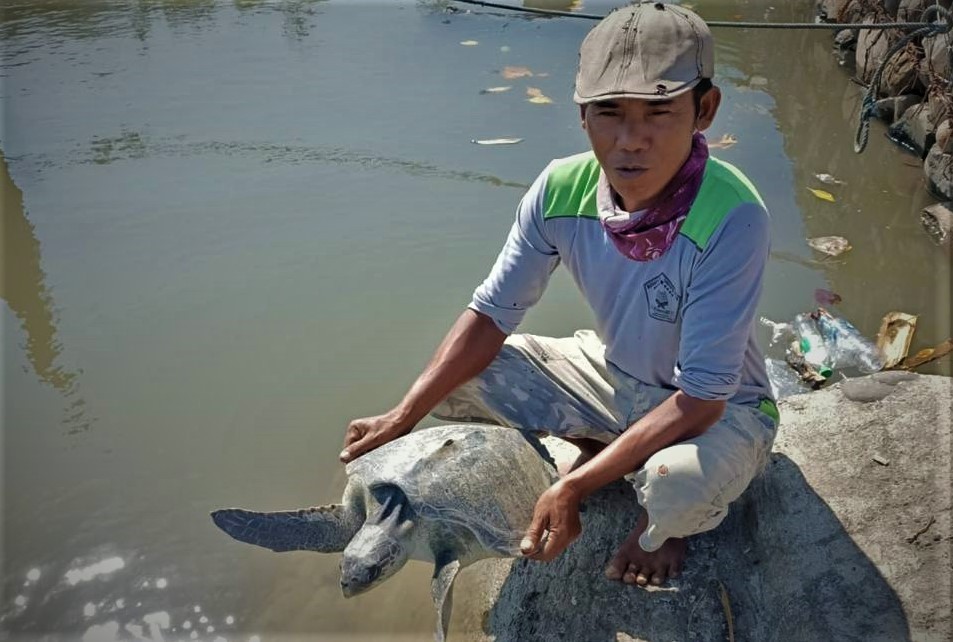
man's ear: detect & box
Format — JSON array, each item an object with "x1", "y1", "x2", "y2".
[
  {"x1": 579, "y1": 104, "x2": 588, "y2": 131},
  {"x1": 695, "y1": 86, "x2": 722, "y2": 132}
]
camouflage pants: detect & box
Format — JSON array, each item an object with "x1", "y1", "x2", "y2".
[{"x1": 431, "y1": 330, "x2": 777, "y2": 551}]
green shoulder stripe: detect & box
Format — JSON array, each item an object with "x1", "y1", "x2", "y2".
[
  {"x1": 543, "y1": 153, "x2": 601, "y2": 220},
  {"x1": 679, "y1": 157, "x2": 765, "y2": 251}
]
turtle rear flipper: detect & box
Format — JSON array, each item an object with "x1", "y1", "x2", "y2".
[{"x1": 211, "y1": 505, "x2": 359, "y2": 553}]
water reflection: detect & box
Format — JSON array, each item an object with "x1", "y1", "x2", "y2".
[{"x1": 0, "y1": 151, "x2": 78, "y2": 394}]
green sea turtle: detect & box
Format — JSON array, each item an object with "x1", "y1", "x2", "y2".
[{"x1": 211, "y1": 424, "x2": 557, "y2": 641}]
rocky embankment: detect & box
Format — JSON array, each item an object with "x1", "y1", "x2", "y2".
[
  {"x1": 818, "y1": 0, "x2": 953, "y2": 243},
  {"x1": 454, "y1": 373, "x2": 951, "y2": 642}
]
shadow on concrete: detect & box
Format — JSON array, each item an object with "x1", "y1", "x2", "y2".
[{"x1": 480, "y1": 454, "x2": 909, "y2": 642}]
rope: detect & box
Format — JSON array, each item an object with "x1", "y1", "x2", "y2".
[{"x1": 854, "y1": 5, "x2": 952, "y2": 153}]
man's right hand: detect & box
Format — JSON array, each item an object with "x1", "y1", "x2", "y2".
[{"x1": 340, "y1": 411, "x2": 412, "y2": 463}]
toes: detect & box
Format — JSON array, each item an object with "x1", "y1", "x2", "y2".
[
  {"x1": 650, "y1": 573, "x2": 664, "y2": 586},
  {"x1": 622, "y1": 563, "x2": 640, "y2": 585}
]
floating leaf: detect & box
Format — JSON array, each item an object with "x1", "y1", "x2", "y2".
[
  {"x1": 814, "y1": 288, "x2": 842, "y2": 305},
  {"x1": 480, "y1": 86, "x2": 512, "y2": 94},
  {"x1": 814, "y1": 173, "x2": 846, "y2": 185},
  {"x1": 709, "y1": 134, "x2": 738, "y2": 149},
  {"x1": 526, "y1": 87, "x2": 552, "y2": 104},
  {"x1": 460, "y1": 40, "x2": 479, "y2": 46},
  {"x1": 471, "y1": 137, "x2": 523, "y2": 145},
  {"x1": 502, "y1": 65, "x2": 533, "y2": 79},
  {"x1": 807, "y1": 187, "x2": 836, "y2": 202},
  {"x1": 807, "y1": 235, "x2": 851, "y2": 256}
]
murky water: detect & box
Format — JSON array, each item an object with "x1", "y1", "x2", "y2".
[{"x1": 2, "y1": 0, "x2": 950, "y2": 640}]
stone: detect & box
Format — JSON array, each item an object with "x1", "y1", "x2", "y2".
[
  {"x1": 834, "y1": 28, "x2": 857, "y2": 49},
  {"x1": 921, "y1": 201, "x2": 953, "y2": 244},
  {"x1": 928, "y1": 87, "x2": 952, "y2": 127},
  {"x1": 890, "y1": 101, "x2": 936, "y2": 155},
  {"x1": 881, "y1": 44, "x2": 923, "y2": 96},
  {"x1": 938, "y1": 118, "x2": 953, "y2": 152},
  {"x1": 855, "y1": 16, "x2": 890, "y2": 85},
  {"x1": 819, "y1": 0, "x2": 852, "y2": 21},
  {"x1": 925, "y1": 143, "x2": 953, "y2": 199},
  {"x1": 898, "y1": 0, "x2": 952, "y2": 22},
  {"x1": 459, "y1": 375, "x2": 952, "y2": 642},
  {"x1": 921, "y1": 30, "x2": 952, "y2": 83},
  {"x1": 874, "y1": 94, "x2": 923, "y2": 123}
]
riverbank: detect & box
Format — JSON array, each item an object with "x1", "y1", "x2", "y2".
[{"x1": 453, "y1": 373, "x2": 951, "y2": 642}]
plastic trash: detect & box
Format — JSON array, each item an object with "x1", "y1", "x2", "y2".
[
  {"x1": 792, "y1": 313, "x2": 834, "y2": 378},
  {"x1": 759, "y1": 316, "x2": 794, "y2": 346},
  {"x1": 764, "y1": 358, "x2": 808, "y2": 399},
  {"x1": 813, "y1": 308, "x2": 885, "y2": 373}
]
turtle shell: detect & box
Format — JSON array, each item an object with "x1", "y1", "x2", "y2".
[{"x1": 345, "y1": 425, "x2": 558, "y2": 556}]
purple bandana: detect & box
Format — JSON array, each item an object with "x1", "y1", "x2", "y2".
[{"x1": 599, "y1": 132, "x2": 709, "y2": 262}]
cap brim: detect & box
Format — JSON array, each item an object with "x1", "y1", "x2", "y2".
[{"x1": 573, "y1": 78, "x2": 703, "y2": 105}]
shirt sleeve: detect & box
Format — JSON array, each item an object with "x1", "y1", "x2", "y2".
[
  {"x1": 468, "y1": 165, "x2": 561, "y2": 335},
  {"x1": 672, "y1": 201, "x2": 771, "y2": 400}
]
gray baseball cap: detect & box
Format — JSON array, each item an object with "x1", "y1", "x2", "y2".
[{"x1": 573, "y1": 1, "x2": 714, "y2": 104}]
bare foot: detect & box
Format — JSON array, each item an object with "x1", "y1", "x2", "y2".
[{"x1": 604, "y1": 511, "x2": 685, "y2": 587}]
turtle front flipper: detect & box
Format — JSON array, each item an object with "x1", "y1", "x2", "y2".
[
  {"x1": 431, "y1": 557, "x2": 460, "y2": 642},
  {"x1": 211, "y1": 505, "x2": 359, "y2": 553}
]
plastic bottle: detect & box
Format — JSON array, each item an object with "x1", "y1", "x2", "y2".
[
  {"x1": 792, "y1": 313, "x2": 834, "y2": 378},
  {"x1": 813, "y1": 308, "x2": 885, "y2": 373}
]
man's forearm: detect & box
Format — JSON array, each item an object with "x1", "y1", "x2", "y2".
[
  {"x1": 393, "y1": 308, "x2": 507, "y2": 426},
  {"x1": 562, "y1": 390, "x2": 726, "y2": 500}
]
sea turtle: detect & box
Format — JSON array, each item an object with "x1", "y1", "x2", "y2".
[{"x1": 211, "y1": 424, "x2": 558, "y2": 641}]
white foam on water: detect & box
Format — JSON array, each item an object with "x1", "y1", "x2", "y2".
[
  {"x1": 182, "y1": 620, "x2": 192, "y2": 630},
  {"x1": 207, "y1": 625, "x2": 215, "y2": 633},
  {"x1": 65, "y1": 557, "x2": 125, "y2": 586},
  {"x1": 199, "y1": 616, "x2": 208, "y2": 624},
  {"x1": 193, "y1": 605, "x2": 202, "y2": 613},
  {"x1": 225, "y1": 616, "x2": 235, "y2": 625},
  {"x1": 190, "y1": 632, "x2": 198, "y2": 640},
  {"x1": 116, "y1": 598, "x2": 126, "y2": 609},
  {"x1": 213, "y1": 637, "x2": 227, "y2": 642},
  {"x1": 83, "y1": 621, "x2": 120, "y2": 642},
  {"x1": 26, "y1": 568, "x2": 41, "y2": 582},
  {"x1": 155, "y1": 578, "x2": 168, "y2": 589},
  {"x1": 249, "y1": 636, "x2": 261, "y2": 642},
  {"x1": 83, "y1": 602, "x2": 96, "y2": 617},
  {"x1": 14, "y1": 595, "x2": 27, "y2": 607}
]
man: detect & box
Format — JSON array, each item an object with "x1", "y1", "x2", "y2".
[{"x1": 341, "y1": 1, "x2": 778, "y2": 588}]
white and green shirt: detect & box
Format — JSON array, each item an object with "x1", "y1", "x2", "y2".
[{"x1": 469, "y1": 151, "x2": 775, "y2": 410}]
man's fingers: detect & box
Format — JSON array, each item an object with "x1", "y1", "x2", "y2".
[
  {"x1": 520, "y1": 515, "x2": 548, "y2": 555},
  {"x1": 340, "y1": 433, "x2": 374, "y2": 463}
]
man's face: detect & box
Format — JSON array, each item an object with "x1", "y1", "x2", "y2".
[{"x1": 580, "y1": 87, "x2": 720, "y2": 212}]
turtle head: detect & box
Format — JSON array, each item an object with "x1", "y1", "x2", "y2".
[
  {"x1": 340, "y1": 526, "x2": 410, "y2": 597},
  {"x1": 340, "y1": 486, "x2": 414, "y2": 598}
]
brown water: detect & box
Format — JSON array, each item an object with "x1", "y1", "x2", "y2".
[{"x1": 1, "y1": 0, "x2": 950, "y2": 640}]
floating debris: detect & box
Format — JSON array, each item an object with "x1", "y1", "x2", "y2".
[
  {"x1": 876, "y1": 311, "x2": 918, "y2": 369},
  {"x1": 759, "y1": 316, "x2": 794, "y2": 345},
  {"x1": 814, "y1": 288, "x2": 842, "y2": 306},
  {"x1": 471, "y1": 138, "x2": 523, "y2": 145},
  {"x1": 896, "y1": 338, "x2": 953, "y2": 370},
  {"x1": 501, "y1": 65, "x2": 533, "y2": 79},
  {"x1": 872, "y1": 454, "x2": 890, "y2": 466},
  {"x1": 815, "y1": 173, "x2": 846, "y2": 185},
  {"x1": 459, "y1": 40, "x2": 478, "y2": 46},
  {"x1": 500, "y1": 45, "x2": 511, "y2": 52},
  {"x1": 526, "y1": 87, "x2": 553, "y2": 104},
  {"x1": 807, "y1": 235, "x2": 851, "y2": 256},
  {"x1": 480, "y1": 86, "x2": 512, "y2": 94},
  {"x1": 709, "y1": 133, "x2": 738, "y2": 149},
  {"x1": 807, "y1": 187, "x2": 836, "y2": 202}
]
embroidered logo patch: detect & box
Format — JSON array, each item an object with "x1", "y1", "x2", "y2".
[{"x1": 644, "y1": 273, "x2": 681, "y2": 323}]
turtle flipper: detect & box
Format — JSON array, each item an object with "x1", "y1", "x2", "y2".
[
  {"x1": 431, "y1": 558, "x2": 460, "y2": 642},
  {"x1": 211, "y1": 505, "x2": 358, "y2": 553}
]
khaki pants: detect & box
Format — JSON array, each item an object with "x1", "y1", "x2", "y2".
[{"x1": 431, "y1": 330, "x2": 777, "y2": 551}]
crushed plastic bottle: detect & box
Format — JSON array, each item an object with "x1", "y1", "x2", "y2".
[
  {"x1": 813, "y1": 308, "x2": 885, "y2": 373},
  {"x1": 792, "y1": 313, "x2": 834, "y2": 378},
  {"x1": 764, "y1": 357, "x2": 808, "y2": 399}
]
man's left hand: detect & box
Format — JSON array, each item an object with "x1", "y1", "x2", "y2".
[{"x1": 520, "y1": 480, "x2": 582, "y2": 562}]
